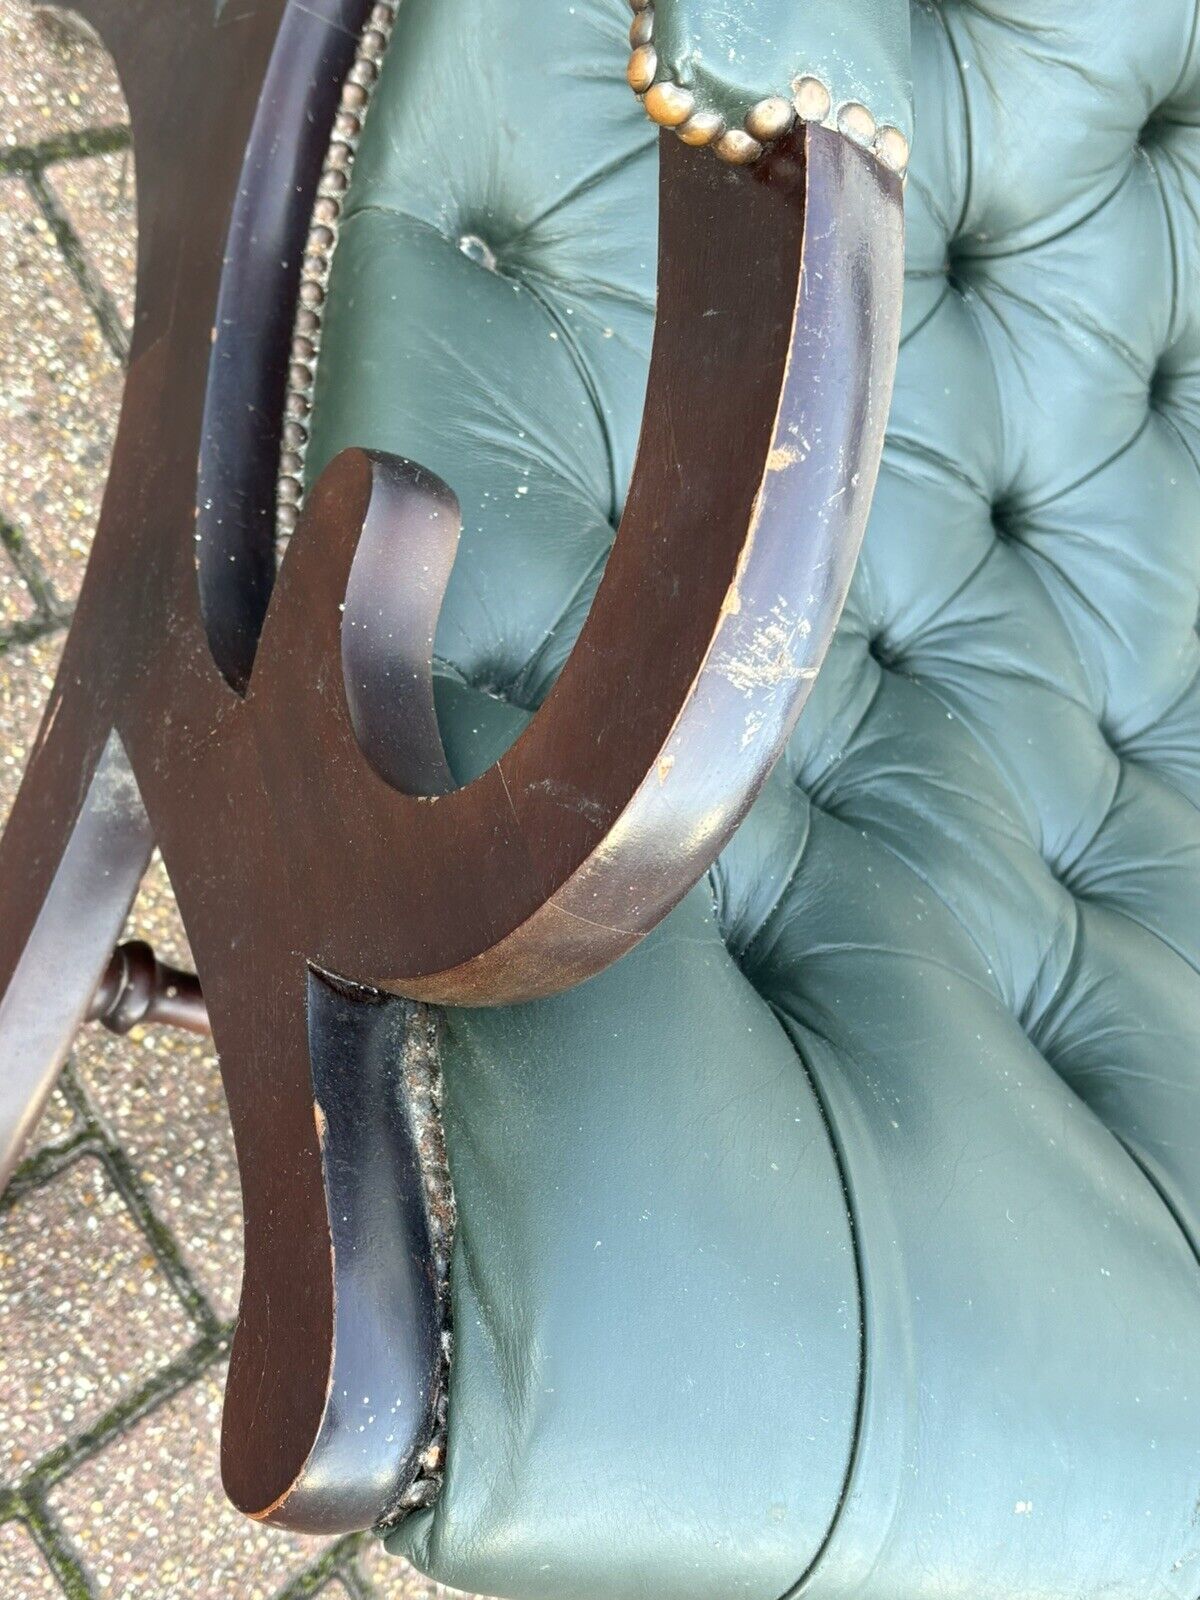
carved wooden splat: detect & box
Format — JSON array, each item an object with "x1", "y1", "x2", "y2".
[{"x1": 0, "y1": 0, "x2": 902, "y2": 1533}]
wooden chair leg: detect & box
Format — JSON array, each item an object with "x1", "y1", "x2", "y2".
[{"x1": 0, "y1": 733, "x2": 151, "y2": 1188}]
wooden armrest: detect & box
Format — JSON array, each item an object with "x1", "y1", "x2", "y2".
[{"x1": 0, "y1": 0, "x2": 901, "y2": 1534}]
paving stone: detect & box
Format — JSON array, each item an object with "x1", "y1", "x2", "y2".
[
  {"x1": 357, "y1": 1539, "x2": 484, "y2": 1600},
  {"x1": 0, "y1": 0, "x2": 125, "y2": 150},
  {"x1": 0, "y1": 1155, "x2": 193, "y2": 1483},
  {"x1": 73, "y1": 852, "x2": 246, "y2": 1322},
  {"x1": 0, "y1": 519, "x2": 38, "y2": 626},
  {"x1": 0, "y1": 173, "x2": 121, "y2": 611},
  {"x1": 22, "y1": 1082, "x2": 83, "y2": 1162},
  {"x1": 0, "y1": 633, "x2": 62, "y2": 817},
  {"x1": 0, "y1": 1519, "x2": 60, "y2": 1596},
  {"x1": 49, "y1": 1365, "x2": 333, "y2": 1597},
  {"x1": 43, "y1": 147, "x2": 135, "y2": 331},
  {"x1": 75, "y1": 1023, "x2": 244, "y2": 1323}
]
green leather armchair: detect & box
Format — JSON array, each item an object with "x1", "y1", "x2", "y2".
[
  {"x1": 0, "y1": 0, "x2": 1197, "y2": 1596},
  {"x1": 288, "y1": 0, "x2": 1200, "y2": 1594}
]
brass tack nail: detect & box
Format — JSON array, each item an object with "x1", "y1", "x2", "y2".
[
  {"x1": 644, "y1": 80, "x2": 695, "y2": 127},
  {"x1": 792, "y1": 74, "x2": 832, "y2": 123},
  {"x1": 676, "y1": 110, "x2": 725, "y2": 146},
  {"x1": 281, "y1": 0, "x2": 398, "y2": 538},
  {"x1": 874, "y1": 125, "x2": 910, "y2": 174},
  {"x1": 629, "y1": 9, "x2": 653, "y2": 46},
  {"x1": 627, "y1": 44, "x2": 657, "y2": 93},
  {"x1": 714, "y1": 128, "x2": 763, "y2": 165},
  {"x1": 837, "y1": 101, "x2": 876, "y2": 147},
  {"x1": 745, "y1": 95, "x2": 794, "y2": 142}
]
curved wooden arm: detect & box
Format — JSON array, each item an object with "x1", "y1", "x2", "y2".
[
  {"x1": 252, "y1": 124, "x2": 903, "y2": 1006},
  {"x1": 0, "y1": 0, "x2": 902, "y2": 1537}
]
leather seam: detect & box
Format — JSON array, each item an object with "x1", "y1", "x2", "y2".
[
  {"x1": 897, "y1": 281, "x2": 951, "y2": 349},
  {"x1": 949, "y1": 160, "x2": 1134, "y2": 268},
  {"x1": 513, "y1": 272, "x2": 624, "y2": 527},
  {"x1": 1157, "y1": 403, "x2": 1200, "y2": 485},
  {"x1": 1019, "y1": 883, "x2": 1083, "y2": 1039},
  {"x1": 1030, "y1": 919, "x2": 1200, "y2": 1268},
  {"x1": 1146, "y1": 139, "x2": 1186, "y2": 381},
  {"x1": 707, "y1": 796, "x2": 812, "y2": 962},
  {"x1": 933, "y1": 2, "x2": 975, "y2": 245},
  {"x1": 1112, "y1": 653, "x2": 1200, "y2": 817},
  {"x1": 748, "y1": 787, "x2": 1005, "y2": 1014},
  {"x1": 792, "y1": 667, "x2": 887, "y2": 802},
  {"x1": 808, "y1": 797, "x2": 1011, "y2": 1004},
  {"x1": 766, "y1": 1009, "x2": 869, "y2": 1600},
  {"x1": 515, "y1": 133, "x2": 659, "y2": 242},
  {"x1": 1068, "y1": 859, "x2": 1200, "y2": 985},
  {"x1": 1015, "y1": 411, "x2": 1151, "y2": 520},
  {"x1": 508, "y1": 541, "x2": 614, "y2": 709},
  {"x1": 1114, "y1": 1135, "x2": 1200, "y2": 1273},
  {"x1": 882, "y1": 427, "x2": 991, "y2": 500},
  {"x1": 895, "y1": 647, "x2": 1110, "y2": 860}
]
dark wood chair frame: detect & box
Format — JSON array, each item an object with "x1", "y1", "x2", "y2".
[{"x1": 0, "y1": 0, "x2": 902, "y2": 1535}]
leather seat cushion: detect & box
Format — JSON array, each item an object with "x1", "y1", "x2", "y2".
[{"x1": 305, "y1": 1, "x2": 1200, "y2": 1595}]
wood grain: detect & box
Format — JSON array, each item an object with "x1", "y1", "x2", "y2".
[{"x1": 0, "y1": 0, "x2": 903, "y2": 1533}]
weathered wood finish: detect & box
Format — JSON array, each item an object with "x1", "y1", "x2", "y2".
[{"x1": 0, "y1": 0, "x2": 903, "y2": 1535}]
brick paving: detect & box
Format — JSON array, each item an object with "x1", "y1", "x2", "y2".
[{"x1": 0, "y1": 5, "x2": 471, "y2": 1595}]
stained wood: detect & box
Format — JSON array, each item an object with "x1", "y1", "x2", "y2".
[
  {"x1": 88, "y1": 939, "x2": 209, "y2": 1035},
  {"x1": 0, "y1": 0, "x2": 903, "y2": 1533}
]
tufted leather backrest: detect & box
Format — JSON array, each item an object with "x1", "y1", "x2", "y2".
[
  {"x1": 307, "y1": 2, "x2": 1200, "y2": 1595},
  {"x1": 861, "y1": 0, "x2": 1200, "y2": 1236}
]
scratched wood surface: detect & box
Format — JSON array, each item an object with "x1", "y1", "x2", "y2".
[{"x1": 0, "y1": 0, "x2": 902, "y2": 1533}]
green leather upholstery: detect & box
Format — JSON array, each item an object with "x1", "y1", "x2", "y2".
[{"x1": 306, "y1": 1, "x2": 1200, "y2": 1594}]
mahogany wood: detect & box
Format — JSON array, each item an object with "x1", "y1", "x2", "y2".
[
  {"x1": 88, "y1": 940, "x2": 209, "y2": 1036},
  {"x1": 0, "y1": 0, "x2": 902, "y2": 1534}
]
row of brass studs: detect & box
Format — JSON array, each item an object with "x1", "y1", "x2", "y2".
[
  {"x1": 276, "y1": 1, "x2": 397, "y2": 540},
  {"x1": 626, "y1": 0, "x2": 910, "y2": 173}
]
